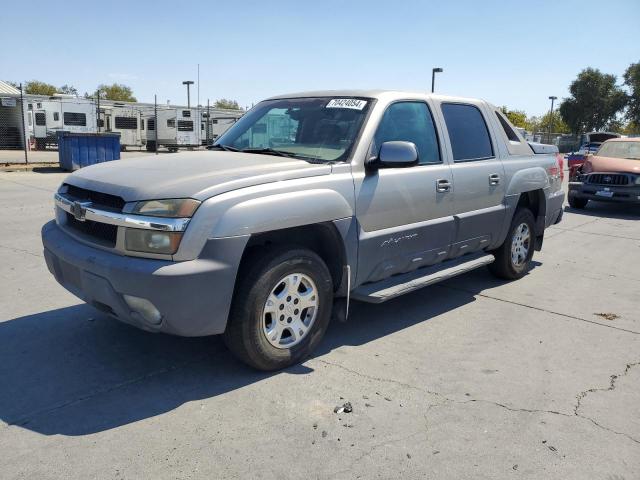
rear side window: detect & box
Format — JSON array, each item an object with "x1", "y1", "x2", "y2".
[
  {"x1": 372, "y1": 101, "x2": 440, "y2": 164},
  {"x1": 495, "y1": 111, "x2": 520, "y2": 142},
  {"x1": 63, "y1": 112, "x2": 86, "y2": 126},
  {"x1": 441, "y1": 103, "x2": 493, "y2": 161}
]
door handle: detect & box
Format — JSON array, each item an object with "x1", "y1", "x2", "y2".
[
  {"x1": 489, "y1": 173, "x2": 501, "y2": 185},
  {"x1": 436, "y1": 179, "x2": 451, "y2": 192}
]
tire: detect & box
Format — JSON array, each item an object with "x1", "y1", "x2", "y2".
[
  {"x1": 224, "y1": 246, "x2": 334, "y2": 371},
  {"x1": 145, "y1": 141, "x2": 156, "y2": 152},
  {"x1": 489, "y1": 208, "x2": 536, "y2": 280},
  {"x1": 568, "y1": 195, "x2": 588, "y2": 209}
]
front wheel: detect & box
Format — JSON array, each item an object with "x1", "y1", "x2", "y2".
[
  {"x1": 489, "y1": 208, "x2": 536, "y2": 280},
  {"x1": 224, "y1": 247, "x2": 334, "y2": 371}
]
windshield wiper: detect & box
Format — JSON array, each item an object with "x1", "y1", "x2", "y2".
[
  {"x1": 241, "y1": 147, "x2": 324, "y2": 163},
  {"x1": 207, "y1": 144, "x2": 240, "y2": 152},
  {"x1": 241, "y1": 147, "x2": 298, "y2": 158}
]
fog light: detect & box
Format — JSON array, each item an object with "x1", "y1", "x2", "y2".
[
  {"x1": 123, "y1": 295, "x2": 162, "y2": 325},
  {"x1": 125, "y1": 229, "x2": 182, "y2": 255}
]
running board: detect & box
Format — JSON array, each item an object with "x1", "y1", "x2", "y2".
[{"x1": 351, "y1": 253, "x2": 495, "y2": 303}]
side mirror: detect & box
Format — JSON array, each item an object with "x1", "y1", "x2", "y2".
[{"x1": 368, "y1": 141, "x2": 419, "y2": 169}]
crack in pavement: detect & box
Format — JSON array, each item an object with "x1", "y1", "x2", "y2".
[
  {"x1": 0, "y1": 176, "x2": 58, "y2": 193},
  {"x1": 0, "y1": 243, "x2": 43, "y2": 258},
  {"x1": 436, "y1": 284, "x2": 640, "y2": 335},
  {"x1": 573, "y1": 362, "x2": 640, "y2": 444},
  {"x1": 549, "y1": 226, "x2": 640, "y2": 242},
  {"x1": 315, "y1": 358, "x2": 640, "y2": 446},
  {"x1": 327, "y1": 430, "x2": 426, "y2": 479}
]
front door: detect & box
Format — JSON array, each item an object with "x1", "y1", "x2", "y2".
[
  {"x1": 439, "y1": 102, "x2": 506, "y2": 257},
  {"x1": 355, "y1": 101, "x2": 455, "y2": 284}
]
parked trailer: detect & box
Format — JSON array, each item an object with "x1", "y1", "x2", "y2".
[
  {"x1": 145, "y1": 108, "x2": 199, "y2": 152},
  {"x1": 101, "y1": 105, "x2": 144, "y2": 150},
  {"x1": 199, "y1": 112, "x2": 242, "y2": 145},
  {"x1": 29, "y1": 96, "x2": 96, "y2": 149}
]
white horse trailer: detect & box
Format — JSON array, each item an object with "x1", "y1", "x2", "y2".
[
  {"x1": 29, "y1": 96, "x2": 96, "y2": 149},
  {"x1": 145, "y1": 108, "x2": 199, "y2": 152},
  {"x1": 101, "y1": 105, "x2": 143, "y2": 150}
]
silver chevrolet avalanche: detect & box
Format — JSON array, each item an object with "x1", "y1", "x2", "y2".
[{"x1": 42, "y1": 90, "x2": 565, "y2": 370}]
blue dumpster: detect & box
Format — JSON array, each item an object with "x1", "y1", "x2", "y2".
[{"x1": 57, "y1": 132, "x2": 121, "y2": 171}]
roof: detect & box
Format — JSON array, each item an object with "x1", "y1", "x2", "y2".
[
  {"x1": 0, "y1": 80, "x2": 20, "y2": 95},
  {"x1": 605, "y1": 137, "x2": 640, "y2": 142},
  {"x1": 266, "y1": 89, "x2": 480, "y2": 104}
]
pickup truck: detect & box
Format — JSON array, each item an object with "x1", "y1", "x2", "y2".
[
  {"x1": 568, "y1": 137, "x2": 640, "y2": 207},
  {"x1": 42, "y1": 90, "x2": 565, "y2": 370}
]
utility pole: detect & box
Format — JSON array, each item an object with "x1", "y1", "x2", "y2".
[
  {"x1": 182, "y1": 80, "x2": 194, "y2": 108},
  {"x1": 19, "y1": 83, "x2": 28, "y2": 164},
  {"x1": 431, "y1": 67, "x2": 443, "y2": 93},
  {"x1": 548, "y1": 96, "x2": 557, "y2": 144}
]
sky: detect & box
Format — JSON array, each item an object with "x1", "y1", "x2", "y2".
[{"x1": 2, "y1": 0, "x2": 639, "y2": 116}]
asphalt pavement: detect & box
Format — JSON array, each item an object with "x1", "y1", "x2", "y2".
[{"x1": 1, "y1": 170, "x2": 638, "y2": 479}]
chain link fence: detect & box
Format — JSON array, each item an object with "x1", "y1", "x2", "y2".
[{"x1": 0, "y1": 83, "x2": 244, "y2": 165}]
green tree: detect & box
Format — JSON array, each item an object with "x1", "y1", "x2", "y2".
[
  {"x1": 500, "y1": 106, "x2": 528, "y2": 128},
  {"x1": 90, "y1": 83, "x2": 137, "y2": 102},
  {"x1": 24, "y1": 80, "x2": 57, "y2": 96},
  {"x1": 537, "y1": 111, "x2": 570, "y2": 134},
  {"x1": 623, "y1": 61, "x2": 640, "y2": 126},
  {"x1": 214, "y1": 98, "x2": 241, "y2": 110},
  {"x1": 58, "y1": 84, "x2": 78, "y2": 96},
  {"x1": 559, "y1": 68, "x2": 626, "y2": 134}
]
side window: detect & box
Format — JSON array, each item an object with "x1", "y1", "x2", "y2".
[
  {"x1": 63, "y1": 112, "x2": 87, "y2": 126},
  {"x1": 495, "y1": 111, "x2": 520, "y2": 142},
  {"x1": 441, "y1": 103, "x2": 493, "y2": 161},
  {"x1": 372, "y1": 102, "x2": 440, "y2": 164},
  {"x1": 53, "y1": 112, "x2": 59, "y2": 122}
]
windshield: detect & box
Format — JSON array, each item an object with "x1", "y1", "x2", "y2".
[
  {"x1": 214, "y1": 97, "x2": 372, "y2": 162},
  {"x1": 597, "y1": 141, "x2": 640, "y2": 160}
]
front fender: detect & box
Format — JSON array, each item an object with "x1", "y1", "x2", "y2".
[
  {"x1": 175, "y1": 186, "x2": 354, "y2": 261},
  {"x1": 210, "y1": 189, "x2": 353, "y2": 237}
]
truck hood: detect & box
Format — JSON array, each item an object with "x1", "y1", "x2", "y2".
[
  {"x1": 585, "y1": 155, "x2": 640, "y2": 175},
  {"x1": 64, "y1": 151, "x2": 333, "y2": 202}
]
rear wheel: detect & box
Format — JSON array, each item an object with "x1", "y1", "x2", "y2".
[
  {"x1": 224, "y1": 247, "x2": 333, "y2": 371},
  {"x1": 489, "y1": 208, "x2": 536, "y2": 280},
  {"x1": 568, "y1": 195, "x2": 588, "y2": 209}
]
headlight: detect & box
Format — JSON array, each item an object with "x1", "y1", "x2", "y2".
[
  {"x1": 125, "y1": 229, "x2": 183, "y2": 255},
  {"x1": 131, "y1": 198, "x2": 200, "y2": 218}
]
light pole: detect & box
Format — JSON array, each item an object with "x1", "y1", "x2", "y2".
[
  {"x1": 431, "y1": 67, "x2": 443, "y2": 93},
  {"x1": 182, "y1": 80, "x2": 194, "y2": 108},
  {"x1": 548, "y1": 96, "x2": 557, "y2": 144}
]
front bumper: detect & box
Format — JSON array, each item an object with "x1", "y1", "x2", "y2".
[
  {"x1": 42, "y1": 220, "x2": 249, "y2": 336},
  {"x1": 569, "y1": 181, "x2": 640, "y2": 204}
]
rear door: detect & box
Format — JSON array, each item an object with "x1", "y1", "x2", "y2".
[{"x1": 439, "y1": 102, "x2": 506, "y2": 257}]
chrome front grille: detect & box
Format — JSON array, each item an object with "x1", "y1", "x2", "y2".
[
  {"x1": 587, "y1": 173, "x2": 629, "y2": 186},
  {"x1": 64, "y1": 184, "x2": 125, "y2": 212},
  {"x1": 64, "y1": 212, "x2": 118, "y2": 247}
]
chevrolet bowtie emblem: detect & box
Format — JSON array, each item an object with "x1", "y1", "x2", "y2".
[{"x1": 72, "y1": 201, "x2": 92, "y2": 222}]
